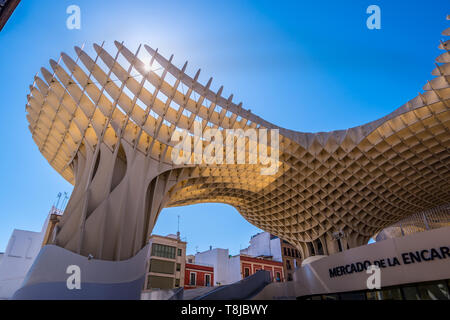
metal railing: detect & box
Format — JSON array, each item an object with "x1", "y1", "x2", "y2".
[{"x1": 375, "y1": 203, "x2": 450, "y2": 241}]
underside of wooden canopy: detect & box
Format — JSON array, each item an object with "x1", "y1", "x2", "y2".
[{"x1": 26, "y1": 17, "x2": 450, "y2": 260}]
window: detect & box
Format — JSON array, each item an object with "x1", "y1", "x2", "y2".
[
  {"x1": 366, "y1": 291, "x2": 379, "y2": 300},
  {"x1": 286, "y1": 259, "x2": 292, "y2": 270},
  {"x1": 287, "y1": 248, "x2": 291, "y2": 257},
  {"x1": 147, "y1": 275, "x2": 173, "y2": 290},
  {"x1": 276, "y1": 272, "x2": 281, "y2": 282},
  {"x1": 205, "y1": 274, "x2": 211, "y2": 287},
  {"x1": 308, "y1": 242, "x2": 315, "y2": 256},
  {"x1": 367, "y1": 288, "x2": 402, "y2": 300},
  {"x1": 339, "y1": 291, "x2": 366, "y2": 300},
  {"x1": 283, "y1": 247, "x2": 287, "y2": 256},
  {"x1": 190, "y1": 272, "x2": 196, "y2": 286},
  {"x1": 301, "y1": 280, "x2": 450, "y2": 301},
  {"x1": 316, "y1": 240, "x2": 324, "y2": 255},
  {"x1": 337, "y1": 238, "x2": 343, "y2": 252},
  {"x1": 401, "y1": 286, "x2": 420, "y2": 300},
  {"x1": 151, "y1": 243, "x2": 176, "y2": 259},
  {"x1": 244, "y1": 268, "x2": 250, "y2": 278},
  {"x1": 177, "y1": 248, "x2": 182, "y2": 256},
  {"x1": 149, "y1": 259, "x2": 175, "y2": 274},
  {"x1": 417, "y1": 282, "x2": 450, "y2": 300},
  {"x1": 176, "y1": 263, "x2": 181, "y2": 272},
  {"x1": 175, "y1": 279, "x2": 180, "y2": 287},
  {"x1": 380, "y1": 288, "x2": 403, "y2": 300},
  {"x1": 322, "y1": 294, "x2": 339, "y2": 300}
]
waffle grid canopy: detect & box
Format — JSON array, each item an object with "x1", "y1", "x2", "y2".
[{"x1": 26, "y1": 17, "x2": 450, "y2": 260}]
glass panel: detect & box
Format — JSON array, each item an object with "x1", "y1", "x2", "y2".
[
  {"x1": 366, "y1": 291, "x2": 380, "y2": 300},
  {"x1": 276, "y1": 272, "x2": 281, "y2": 282},
  {"x1": 402, "y1": 286, "x2": 420, "y2": 300},
  {"x1": 339, "y1": 291, "x2": 366, "y2": 300},
  {"x1": 379, "y1": 288, "x2": 403, "y2": 300},
  {"x1": 417, "y1": 282, "x2": 450, "y2": 300},
  {"x1": 151, "y1": 243, "x2": 176, "y2": 259},
  {"x1": 322, "y1": 294, "x2": 339, "y2": 301},
  {"x1": 149, "y1": 259, "x2": 175, "y2": 274},
  {"x1": 286, "y1": 260, "x2": 291, "y2": 270},
  {"x1": 148, "y1": 275, "x2": 174, "y2": 289}
]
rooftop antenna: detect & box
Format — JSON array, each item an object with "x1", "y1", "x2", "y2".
[
  {"x1": 61, "y1": 192, "x2": 69, "y2": 211},
  {"x1": 177, "y1": 214, "x2": 180, "y2": 240},
  {"x1": 54, "y1": 192, "x2": 62, "y2": 210}
]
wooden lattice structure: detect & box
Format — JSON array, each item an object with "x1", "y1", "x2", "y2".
[
  {"x1": 375, "y1": 204, "x2": 450, "y2": 241},
  {"x1": 26, "y1": 17, "x2": 450, "y2": 261}
]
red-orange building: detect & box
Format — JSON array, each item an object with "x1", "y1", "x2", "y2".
[
  {"x1": 240, "y1": 255, "x2": 284, "y2": 282},
  {"x1": 184, "y1": 263, "x2": 214, "y2": 290}
]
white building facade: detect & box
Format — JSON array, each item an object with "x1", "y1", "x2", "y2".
[
  {"x1": 240, "y1": 232, "x2": 282, "y2": 262},
  {"x1": 0, "y1": 212, "x2": 54, "y2": 299},
  {"x1": 193, "y1": 233, "x2": 284, "y2": 286},
  {"x1": 194, "y1": 248, "x2": 230, "y2": 286}
]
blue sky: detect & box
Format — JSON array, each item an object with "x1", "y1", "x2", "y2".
[{"x1": 0, "y1": 0, "x2": 448, "y2": 255}]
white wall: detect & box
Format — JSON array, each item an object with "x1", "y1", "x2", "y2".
[
  {"x1": 240, "y1": 232, "x2": 282, "y2": 262},
  {"x1": 227, "y1": 255, "x2": 242, "y2": 284},
  {"x1": 0, "y1": 215, "x2": 50, "y2": 299},
  {"x1": 270, "y1": 238, "x2": 282, "y2": 262},
  {"x1": 195, "y1": 248, "x2": 230, "y2": 285},
  {"x1": 192, "y1": 232, "x2": 284, "y2": 286},
  {"x1": 194, "y1": 250, "x2": 245, "y2": 285}
]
